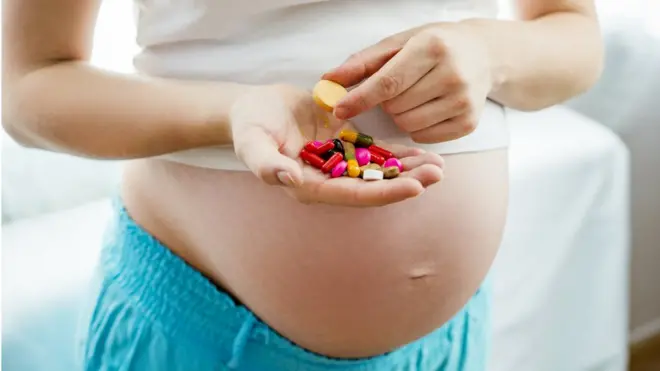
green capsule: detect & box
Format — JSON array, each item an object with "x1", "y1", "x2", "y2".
[
  {"x1": 339, "y1": 129, "x2": 374, "y2": 148},
  {"x1": 343, "y1": 141, "x2": 356, "y2": 161}
]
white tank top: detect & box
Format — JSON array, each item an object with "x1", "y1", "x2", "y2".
[{"x1": 133, "y1": 0, "x2": 509, "y2": 170}]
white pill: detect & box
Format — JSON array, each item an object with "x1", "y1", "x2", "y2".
[{"x1": 363, "y1": 169, "x2": 384, "y2": 181}]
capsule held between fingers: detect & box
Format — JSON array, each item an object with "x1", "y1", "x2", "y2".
[{"x1": 312, "y1": 80, "x2": 348, "y2": 112}]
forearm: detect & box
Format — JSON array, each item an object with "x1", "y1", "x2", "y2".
[
  {"x1": 3, "y1": 62, "x2": 249, "y2": 159},
  {"x1": 462, "y1": 12, "x2": 603, "y2": 111}
]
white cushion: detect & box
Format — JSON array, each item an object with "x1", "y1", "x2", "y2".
[
  {"x1": 2, "y1": 199, "x2": 112, "y2": 370},
  {"x1": 1, "y1": 133, "x2": 122, "y2": 223}
]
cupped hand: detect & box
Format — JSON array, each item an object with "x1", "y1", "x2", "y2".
[
  {"x1": 230, "y1": 84, "x2": 444, "y2": 207},
  {"x1": 323, "y1": 21, "x2": 493, "y2": 144}
]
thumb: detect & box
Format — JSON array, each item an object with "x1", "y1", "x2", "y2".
[
  {"x1": 322, "y1": 46, "x2": 402, "y2": 89},
  {"x1": 234, "y1": 128, "x2": 303, "y2": 187}
]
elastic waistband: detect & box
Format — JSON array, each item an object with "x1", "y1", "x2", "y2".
[
  {"x1": 101, "y1": 199, "x2": 251, "y2": 357},
  {"x1": 100, "y1": 198, "x2": 489, "y2": 369}
]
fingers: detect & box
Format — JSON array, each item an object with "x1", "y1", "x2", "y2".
[
  {"x1": 296, "y1": 175, "x2": 425, "y2": 207},
  {"x1": 399, "y1": 164, "x2": 444, "y2": 187},
  {"x1": 334, "y1": 33, "x2": 441, "y2": 120},
  {"x1": 399, "y1": 151, "x2": 445, "y2": 170},
  {"x1": 234, "y1": 128, "x2": 303, "y2": 187},
  {"x1": 409, "y1": 114, "x2": 479, "y2": 144},
  {"x1": 381, "y1": 67, "x2": 447, "y2": 114},
  {"x1": 322, "y1": 47, "x2": 402, "y2": 89},
  {"x1": 391, "y1": 94, "x2": 469, "y2": 133}
]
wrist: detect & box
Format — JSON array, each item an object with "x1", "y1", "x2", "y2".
[
  {"x1": 457, "y1": 18, "x2": 509, "y2": 96},
  {"x1": 188, "y1": 81, "x2": 253, "y2": 147}
]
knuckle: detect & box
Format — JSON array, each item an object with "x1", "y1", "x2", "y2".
[
  {"x1": 458, "y1": 117, "x2": 478, "y2": 134},
  {"x1": 444, "y1": 74, "x2": 465, "y2": 90},
  {"x1": 453, "y1": 96, "x2": 470, "y2": 111},
  {"x1": 377, "y1": 74, "x2": 401, "y2": 98},
  {"x1": 392, "y1": 114, "x2": 415, "y2": 133},
  {"x1": 346, "y1": 51, "x2": 363, "y2": 64},
  {"x1": 417, "y1": 31, "x2": 446, "y2": 60},
  {"x1": 255, "y1": 167, "x2": 274, "y2": 183},
  {"x1": 381, "y1": 100, "x2": 398, "y2": 114},
  {"x1": 410, "y1": 132, "x2": 433, "y2": 144}
]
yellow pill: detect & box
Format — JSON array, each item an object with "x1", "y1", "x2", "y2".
[
  {"x1": 347, "y1": 159, "x2": 361, "y2": 178},
  {"x1": 339, "y1": 129, "x2": 358, "y2": 143},
  {"x1": 313, "y1": 80, "x2": 348, "y2": 112}
]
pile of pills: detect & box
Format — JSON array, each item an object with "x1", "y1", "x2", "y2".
[
  {"x1": 299, "y1": 130, "x2": 403, "y2": 180},
  {"x1": 301, "y1": 79, "x2": 403, "y2": 180}
]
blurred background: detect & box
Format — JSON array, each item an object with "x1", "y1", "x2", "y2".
[{"x1": 2, "y1": 0, "x2": 659, "y2": 370}]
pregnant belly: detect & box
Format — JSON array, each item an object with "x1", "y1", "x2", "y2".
[{"x1": 121, "y1": 149, "x2": 509, "y2": 358}]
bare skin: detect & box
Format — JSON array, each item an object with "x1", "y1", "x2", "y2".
[{"x1": 3, "y1": 0, "x2": 601, "y2": 360}]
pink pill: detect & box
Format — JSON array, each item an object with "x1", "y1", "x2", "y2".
[
  {"x1": 312, "y1": 140, "x2": 324, "y2": 147},
  {"x1": 331, "y1": 160, "x2": 348, "y2": 178},
  {"x1": 355, "y1": 148, "x2": 371, "y2": 166},
  {"x1": 383, "y1": 157, "x2": 403, "y2": 172}
]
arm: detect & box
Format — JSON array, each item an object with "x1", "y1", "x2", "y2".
[
  {"x1": 324, "y1": 0, "x2": 603, "y2": 142},
  {"x1": 2, "y1": 0, "x2": 248, "y2": 159},
  {"x1": 469, "y1": 0, "x2": 604, "y2": 111}
]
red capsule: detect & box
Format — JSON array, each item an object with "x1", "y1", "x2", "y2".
[
  {"x1": 317, "y1": 141, "x2": 335, "y2": 154},
  {"x1": 300, "y1": 149, "x2": 325, "y2": 169},
  {"x1": 304, "y1": 141, "x2": 319, "y2": 153},
  {"x1": 370, "y1": 152, "x2": 385, "y2": 165},
  {"x1": 368, "y1": 145, "x2": 393, "y2": 160},
  {"x1": 321, "y1": 152, "x2": 344, "y2": 173},
  {"x1": 305, "y1": 141, "x2": 334, "y2": 155}
]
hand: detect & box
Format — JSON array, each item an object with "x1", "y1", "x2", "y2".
[
  {"x1": 230, "y1": 84, "x2": 444, "y2": 207},
  {"x1": 323, "y1": 22, "x2": 493, "y2": 144}
]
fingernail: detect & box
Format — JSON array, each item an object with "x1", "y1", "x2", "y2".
[{"x1": 277, "y1": 171, "x2": 296, "y2": 187}]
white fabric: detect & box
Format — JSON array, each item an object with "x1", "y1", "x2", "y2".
[
  {"x1": 490, "y1": 107, "x2": 629, "y2": 371},
  {"x1": 1, "y1": 106, "x2": 629, "y2": 371},
  {"x1": 566, "y1": 6, "x2": 660, "y2": 336},
  {"x1": 0, "y1": 133, "x2": 122, "y2": 223},
  {"x1": 133, "y1": 0, "x2": 510, "y2": 170}
]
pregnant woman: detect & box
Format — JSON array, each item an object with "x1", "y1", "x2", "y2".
[{"x1": 3, "y1": 0, "x2": 602, "y2": 369}]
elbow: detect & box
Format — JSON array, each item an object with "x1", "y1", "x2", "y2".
[
  {"x1": 2, "y1": 98, "x2": 40, "y2": 149},
  {"x1": 2, "y1": 80, "x2": 58, "y2": 151}
]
